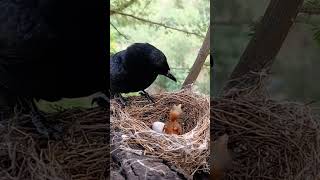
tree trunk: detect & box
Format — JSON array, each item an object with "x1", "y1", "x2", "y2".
[
  {"x1": 223, "y1": 0, "x2": 304, "y2": 93},
  {"x1": 182, "y1": 26, "x2": 210, "y2": 88}
]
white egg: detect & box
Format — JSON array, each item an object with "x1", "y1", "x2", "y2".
[
  {"x1": 121, "y1": 135, "x2": 128, "y2": 140},
  {"x1": 152, "y1": 121, "x2": 165, "y2": 133}
]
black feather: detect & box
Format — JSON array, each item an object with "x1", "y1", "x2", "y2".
[
  {"x1": 0, "y1": 0, "x2": 109, "y2": 138},
  {"x1": 110, "y1": 43, "x2": 176, "y2": 95},
  {"x1": 0, "y1": 0, "x2": 109, "y2": 102}
]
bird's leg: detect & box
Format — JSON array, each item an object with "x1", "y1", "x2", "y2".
[
  {"x1": 91, "y1": 96, "x2": 109, "y2": 109},
  {"x1": 139, "y1": 90, "x2": 155, "y2": 103},
  {"x1": 18, "y1": 97, "x2": 63, "y2": 140},
  {"x1": 91, "y1": 91, "x2": 110, "y2": 109},
  {"x1": 30, "y1": 100, "x2": 64, "y2": 140},
  {"x1": 114, "y1": 93, "x2": 127, "y2": 106}
]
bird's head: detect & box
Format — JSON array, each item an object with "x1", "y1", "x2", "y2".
[
  {"x1": 125, "y1": 43, "x2": 177, "y2": 82},
  {"x1": 146, "y1": 43, "x2": 177, "y2": 82}
]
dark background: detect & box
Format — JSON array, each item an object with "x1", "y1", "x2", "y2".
[{"x1": 212, "y1": 0, "x2": 320, "y2": 107}]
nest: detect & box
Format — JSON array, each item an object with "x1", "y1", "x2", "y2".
[
  {"x1": 212, "y1": 97, "x2": 320, "y2": 179},
  {"x1": 110, "y1": 88, "x2": 210, "y2": 177},
  {"x1": 0, "y1": 108, "x2": 109, "y2": 180}
]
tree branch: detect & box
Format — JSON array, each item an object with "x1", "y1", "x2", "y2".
[
  {"x1": 110, "y1": 0, "x2": 138, "y2": 16},
  {"x1": 214, "y1": 17, "x2": 319, "y2": 27},
  {"x1": 110, "y1": 10, "x2": 205, "y2": 38},
  {"x1": 110, "y1": 22, "x2": 129, "y2": 40},
  {"x1": 213, "y1": 19, "x2": 253, "y2": 26},
  {"x1": 223, "y1": 0, "x2": 304, "y2": 93},
  {"x1": 182, "y1": 26, "x2": 210, "y2": 88},
  {"x1": 299, "y1": 7, "x2": 320, "y2": 15}
]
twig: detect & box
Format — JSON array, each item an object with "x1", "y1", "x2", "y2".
[
  {"x1": 110, "y1": 22, "x2": 129, "y2": 40},
  {"x1": 110, "y1": 0, "x2": 138, "y2": 15},
  {"x1": 300, "y1": 7, "x2": 320, "y2": 15},
  {"x1": 110, "y1": 10, "x2": 205, "y2": 38},
  {"x1": 214, "y1": 17, "x2": 319, "y2": 26},
  {"x1": 213, "y1": 19, "x2": 253, "y2": 26}
]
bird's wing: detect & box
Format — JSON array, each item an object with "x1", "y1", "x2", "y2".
[{"x1": 110, "y1": 52, "x2": 129, "y2": 90}]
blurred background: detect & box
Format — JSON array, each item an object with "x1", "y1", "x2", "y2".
[
  {"x1": 39, "y1": 0, "x2": 210, "y2": 112},
  {"x1": 213, "y1": 0, "x2": 320, "y2": 106}
]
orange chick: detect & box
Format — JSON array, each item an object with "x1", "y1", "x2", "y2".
[
  {"x1": 163, "y1": 104, "x2": 183, "y2": 135},
  {"x1": 211, "y1": 134, "x2": 232, "y2": 180}
]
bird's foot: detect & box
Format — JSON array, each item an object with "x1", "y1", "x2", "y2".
[
  {"x1": 30, "y1": 112, "x2": 64, "y2": 140},
  {"x1": 114, "y1": 93, "x2": 127, "y2": 107},
  {"x1": 139, "y1": 90, "x2": 155, "y2": 103},
  {"x1": 91, "y1": 96, "x2": 109, "y2": 109}
]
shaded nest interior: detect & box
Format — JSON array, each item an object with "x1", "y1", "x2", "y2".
[
  {"x1": 0, "y1": 107, "x2": 109, "y2": 180},
  {"x1": 212, "y1": 97, "x2": 320, "y2": 179},
  {"x1": 110, "y1": 88, "x2": 210, "y2": 177}
]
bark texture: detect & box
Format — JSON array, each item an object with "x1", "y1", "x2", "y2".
[
  {"x1": 224, "y1": 0, "x2": 304, "y2": 93},
  {"x1": 182, "y1": 27, "x2": 210, "y2": 88}
]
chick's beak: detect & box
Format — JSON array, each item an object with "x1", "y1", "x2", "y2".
[{"x1": 165, "y1": 70, "x2": 177, "y2": 82}]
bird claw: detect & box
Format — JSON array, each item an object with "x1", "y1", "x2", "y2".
[
  {"x1": 30, "y1": 112, "x2": 64, "y2": 140},
  {"x1": 139, "y1": 90, "x2": 155, "y2": 103},
  {"x1": 91, "y1": 96, "x2": 109, "y2": 109},
  {"x1": 118, "y1": 96, "x2": 127, "y2": 107},
  {"x1": 111, "y1": 93, "x2": 126, "y2": 107}
]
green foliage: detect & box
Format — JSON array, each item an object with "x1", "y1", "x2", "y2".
[
  {"x1": 304, "y1": 0, "x2": 320, "y2": 8},
  {"x1": 110, "y1": 30, "x2": 118, "y2": 53},
  {"x1": 37, "y1": 98, "x2": 92, "y2": 113},
  {"x1": 311, "y1": 25, "x2": 320, "y2": 46},
  {"x1": 301, "y1": 0, "x2": 320, "y2": 47},
  {"x1": 248, "y1": 16, "x2": 262, "y2": 36}
]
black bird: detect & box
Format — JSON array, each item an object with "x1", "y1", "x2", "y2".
[
  {"x1": 110, "y1": 43, "x2": 176, "y2": 105},
  {"x1": 0, "y1": 0, "x2": 108, "y2": 138}
]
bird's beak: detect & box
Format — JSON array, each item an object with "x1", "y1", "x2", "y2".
[{"x1": 164, "y1": 70, "x2": 177, "y2": 82}]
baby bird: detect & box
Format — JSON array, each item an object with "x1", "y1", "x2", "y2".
[
  {"x1": 163, "y1": 104, "x2": 183, "y2": 135},
  {"x1": 211, "y1": 134, "x2": 232, "y2": 180}
]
